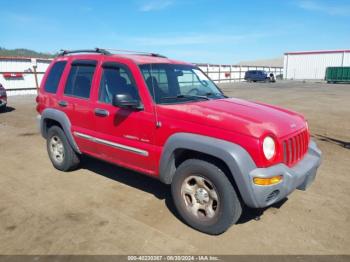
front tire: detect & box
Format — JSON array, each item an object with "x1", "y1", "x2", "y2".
[
  {"x1": 47, "y1": 126, "x2": 80, "y2": 171},
  {"x1": 171, "y1": 159, "x2": 242, "y2": 235}
]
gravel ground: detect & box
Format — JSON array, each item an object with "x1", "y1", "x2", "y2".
[{"x1": 0, "y1": 80, "x2": 349, "y2": 255}]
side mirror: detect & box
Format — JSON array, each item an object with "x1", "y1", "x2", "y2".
[
  {"x1": 174, "y1": 70, "x2": 184, "y2": 77},
  {"x1": 112, "y1": 94, "x2": 142, "y2": 109}
]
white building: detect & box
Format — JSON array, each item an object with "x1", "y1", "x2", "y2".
[
  {"x1": 197, "y1": 64, "x2": 283, "y2": 83},
  {"x1": 284, "y1": 49, "x2": 350, "y2": 80},
  {"x1": 0, "y1": 56, "x2": 51, "y2": 95}
]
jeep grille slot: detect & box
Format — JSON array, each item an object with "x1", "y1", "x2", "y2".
[{"x1": 282, "y1": 129, "x2": 309, "y2": 166}]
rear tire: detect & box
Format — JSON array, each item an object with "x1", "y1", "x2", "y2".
[
  {"x1": 171, "y1": 159, "x2": 242, "y2": 235},
  {"x1": 47, "y1": 126, "x2": 80, "y2": 171}
]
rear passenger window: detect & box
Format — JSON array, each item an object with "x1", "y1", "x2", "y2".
[
  {"x1": 44, "y1": 61, "x2": 67, "y2": 93},
  {"x1": 64, "y1": 61, "x2": 96, "y2": 99}
]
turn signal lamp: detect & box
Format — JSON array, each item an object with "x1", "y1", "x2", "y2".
[{"x1": 253, "y1": 175, "x2": 283, "y2": 186}]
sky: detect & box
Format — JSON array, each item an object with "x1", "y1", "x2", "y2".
[{"x1": 0, "y1": 0, "x2": 349, "y2": 64}]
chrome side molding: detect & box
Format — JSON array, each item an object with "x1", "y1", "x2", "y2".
[{"x1": 73, "y1": 131, "x2": 149, "y2": 156}]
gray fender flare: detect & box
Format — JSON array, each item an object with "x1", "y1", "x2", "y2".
[
  {"x1": 159, "y1": 133, "x2": 259, "y2": 207},
  {"x1": 39, "y1": 108, "x2": 81, "y2": 154}
]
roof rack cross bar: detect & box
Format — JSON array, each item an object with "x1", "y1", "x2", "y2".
[{"x1": 58, "y1": 48, "x2": 111, "y2": 57}]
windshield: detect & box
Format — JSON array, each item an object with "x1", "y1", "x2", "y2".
[{"x1": 139, "y1": 64, "x2": 225, "y2": 104}]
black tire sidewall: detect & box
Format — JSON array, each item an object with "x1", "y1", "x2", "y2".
[{"x1": 171, "y1": 159, "x2": 242, "y2": 235}]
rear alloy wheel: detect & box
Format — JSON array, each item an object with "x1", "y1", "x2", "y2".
[
  {"x1": 171, "y1": 159, "x2": 242, "y2": 235},
  {"x1": 49, "y1": 135, "x2": 65, "y2": 164},
  {"x1": 47, "y1": 126, "x2": 80, "y2": 171}
]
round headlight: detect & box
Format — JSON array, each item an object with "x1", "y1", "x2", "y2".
[{"x1": 263, "y1": 136, "x2": 276, "y2": 160}]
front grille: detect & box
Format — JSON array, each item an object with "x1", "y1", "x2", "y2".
[{"x1": 282, "y1": 129, "x2": 309, "y2": 166}]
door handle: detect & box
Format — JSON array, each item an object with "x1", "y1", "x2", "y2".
[
  {"x1": 58, "y1": 100, "x2": 68, "y2": 107},
  {"x1": 94, "y1": 108, "x2": 109, "y2": 117}
]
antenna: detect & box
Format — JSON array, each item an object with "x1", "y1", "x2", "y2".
[{"x1": 149, "y1": 63, "x2": 161, "y2": 128}]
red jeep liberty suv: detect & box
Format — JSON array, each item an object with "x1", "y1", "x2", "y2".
[{"x1": 36, "y1": 49, "x2": 322, "y2": 235}]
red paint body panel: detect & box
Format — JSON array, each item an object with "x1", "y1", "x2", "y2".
[
  {"x1": 154, "y1": 98, "x2": 306, "y2": 167},
  {"x1": 37, "y1": 53, "x2": 309, "y2": 177}
]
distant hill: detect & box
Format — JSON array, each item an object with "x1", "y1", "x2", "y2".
[
  {"x1": 238, "y1": 57, "x2": 283, "y2": 67},
  {"x1": 0, "y1": 47, "x2": 54, "y2": 58}
]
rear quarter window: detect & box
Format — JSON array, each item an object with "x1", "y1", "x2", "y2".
[{"x1": 44, "y1": 61, "x2": 67, "y2": 93}]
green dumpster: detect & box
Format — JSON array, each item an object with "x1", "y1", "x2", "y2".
[{"x1": 325, "y1": 67, "x2": 350, "y2": 83}]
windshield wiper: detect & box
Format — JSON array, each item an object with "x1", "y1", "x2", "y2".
[{"x1": 160, "y1": 94, "x2": 210, "y2": 101}]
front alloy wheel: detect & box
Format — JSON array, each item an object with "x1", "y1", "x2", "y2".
[
  {"x1": 181, "y1": 175, "x2": 219, "y2": 220},
  {"x1": 171, "y1": 159, "x2": 242, "y2": 235}
]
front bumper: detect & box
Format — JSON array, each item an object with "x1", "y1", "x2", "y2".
[{"x1": 248, "y1": 140, "x2": 322, "y2": 208}]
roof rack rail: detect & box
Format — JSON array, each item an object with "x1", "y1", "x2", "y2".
[
  {"x1": 102, "y1": 48, "x2": 167, "y2": 58},
  {"x1": 147, "y1": 53, "x2": 167, "y2": 58},
  {"x1": 58, "y1": 48, "x2": 111, "y2": 56}
]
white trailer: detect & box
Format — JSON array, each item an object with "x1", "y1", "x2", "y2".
[{"x1": 283, "y1": 50, "x2": 350, "y2": 80}]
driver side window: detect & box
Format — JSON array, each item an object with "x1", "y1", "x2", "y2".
[{"x1": 98, "y1": 64, "x2": 139, "y2": 104}]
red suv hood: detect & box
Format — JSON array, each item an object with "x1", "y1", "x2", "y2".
[{"x1": 158, "y1": 98, "x2": 306, "y2": 138}]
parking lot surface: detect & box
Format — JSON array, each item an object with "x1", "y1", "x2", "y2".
[{"x1": 0, "y1": 81, "x2": 349, "y2": 254}]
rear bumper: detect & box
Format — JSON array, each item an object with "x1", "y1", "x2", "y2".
[
  {"x1": 247, "y1": 140, "x2": 322, "y2": 208},
  {"x1": 37, "y1": 114, "x2": 42, "y2": 133},
  {"x1": 0, "y1": 97, "x2": 7, "y2": 107}
]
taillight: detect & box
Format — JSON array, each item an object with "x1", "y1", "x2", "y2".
[{"x1": 0, "y1": 85, "x2": 6, "y2": 96}]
